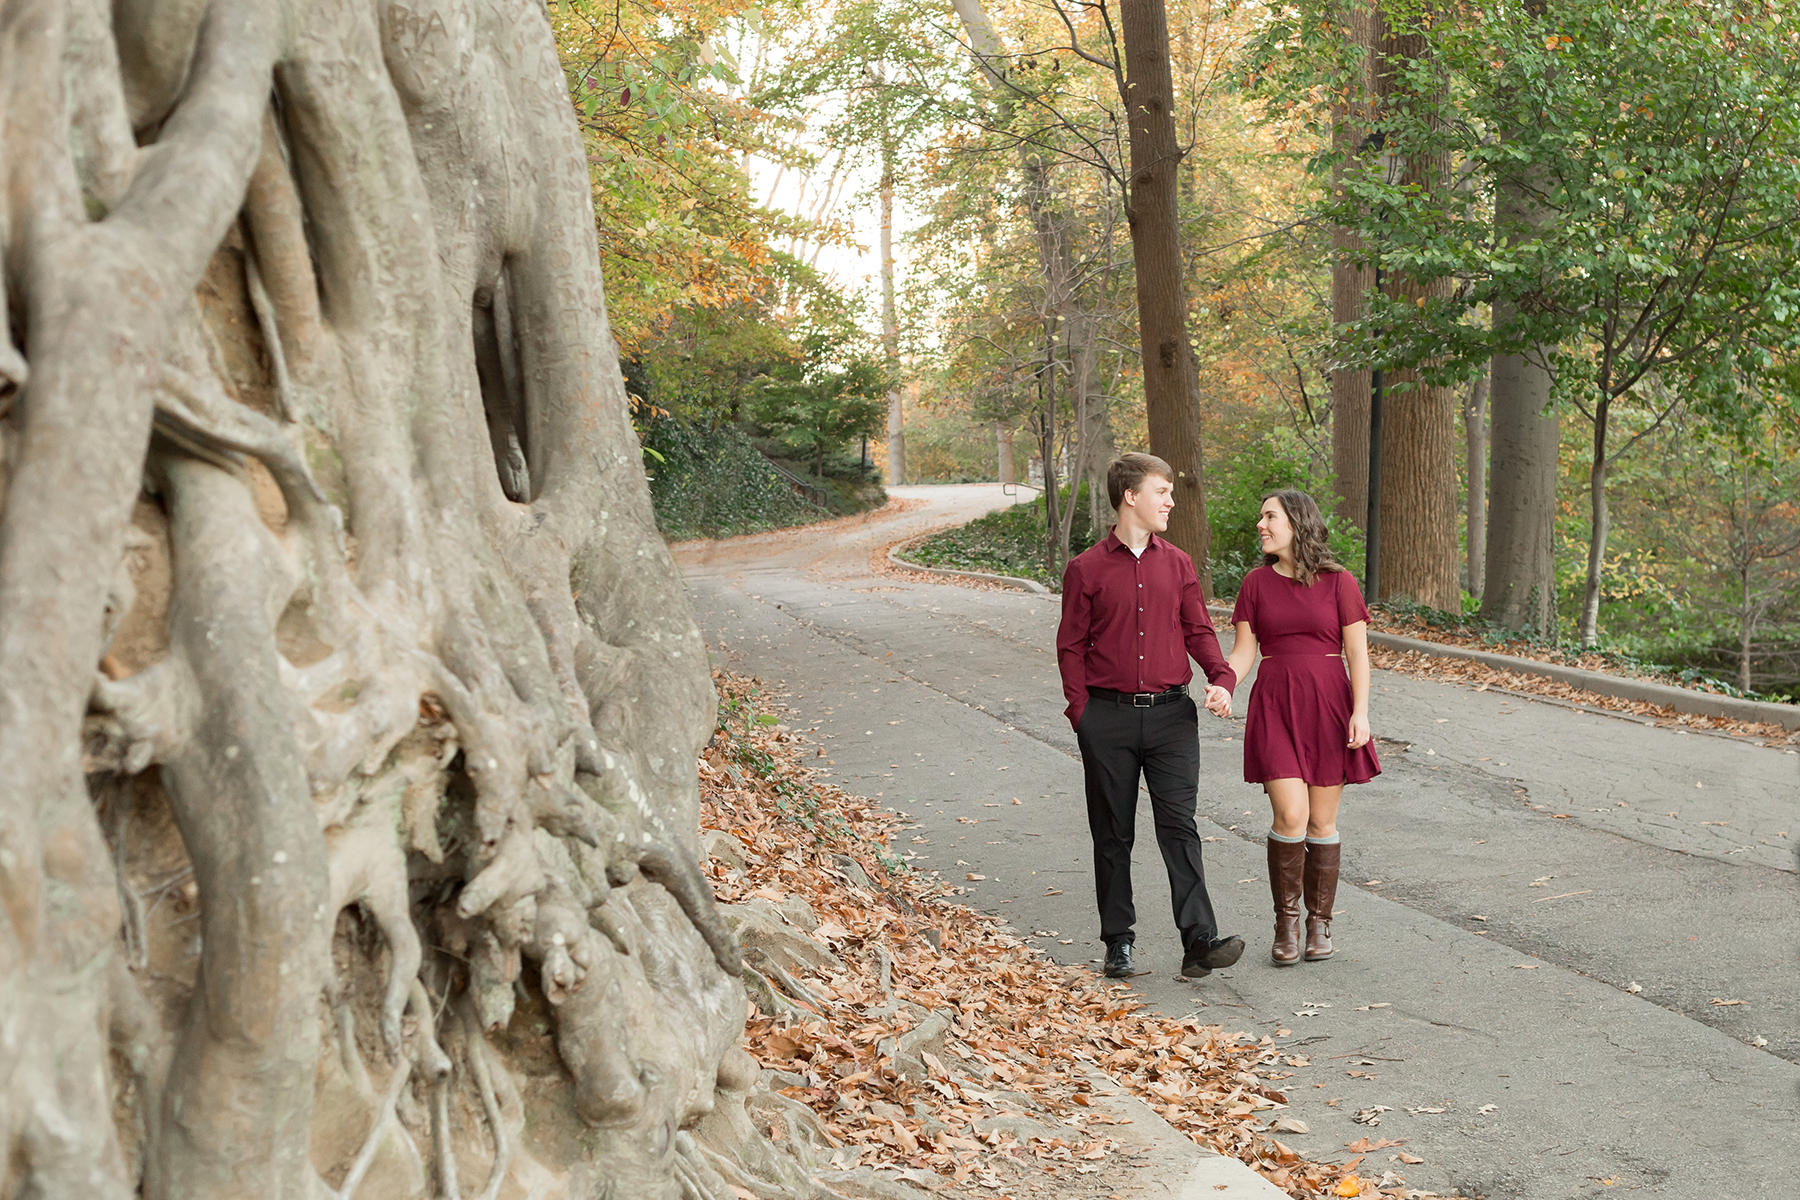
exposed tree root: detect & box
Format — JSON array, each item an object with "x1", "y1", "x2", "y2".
[{"x1": 0, "y1": 0, "x2": 855, "y2": 1195}]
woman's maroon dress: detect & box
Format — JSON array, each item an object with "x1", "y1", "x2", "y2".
[{"x1": 1231, "y1": 565, "x2": 1381, "y2": 786}]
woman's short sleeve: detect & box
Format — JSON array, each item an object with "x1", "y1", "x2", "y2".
[
  {"x1": 1230, "y1": 570, "x2": 1256, "y2": 627},
  {"x1": 1334, "y1": 569, "x2": 1371, "y2": 626}
]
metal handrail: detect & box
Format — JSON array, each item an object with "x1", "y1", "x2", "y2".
[{"x1": 761, "y1": 455, "x2": 830, "y2": 509}]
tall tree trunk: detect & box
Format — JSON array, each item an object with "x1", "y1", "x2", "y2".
[
  {"x1": 1331, "y1": 4, "x2": 1381, "y2": 529},
  {"x1": 1119, "y1": 0, "x2": 1212, "y2": 593},
  {"x1": 1039, "y1": 326, "x2": 1063, "y2": 577},
  {"x1": 880, "y1": 148, "x2": 905, "y2": 485},
  {"x1": 1371, "y1": 12, "x2": 1459, "y2": 611},
  {"x1": 1483, "y1": 340, "x2": 1558, "y2": 631},
  {"x1": 1480, "y1": 1, "x2": 1559, "y2": 633},
  {"x1": 1577, "y1": 393, "x2": 1614, "y2": 646},
  {"x1": 0, "y1": 0, "x2": 776, "y2": 1193},
  {"x1": 996, "y1": 421, "x2": 1014, "y2": 482},
  {"x1": 1464, "y1": 370, "x2": 1489, "y2": 599},
  {"x1": 1067, "y1": 310, "x2": 1115, "y2": 535}
]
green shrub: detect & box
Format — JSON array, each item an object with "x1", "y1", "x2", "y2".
[
  {"x1": 642, "y1": 418, "x2": 827, "y2": 539},
  {"x1": 1206, "y1": 431, "x2": 1364, "y2": 598}
]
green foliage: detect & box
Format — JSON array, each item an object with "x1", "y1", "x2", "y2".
[
  {"x1": 1599, "y1": 407, "x2": 1800, "y2": 697},
  {"x1": 1206, "y1": 431, "x2": 1364, "y2": 598},
  {"x1": 1250, "y1": 0, "x2": 1800, "y2": 644},
  {"x1": 553, "y1": 0, "x2": 810, "y2": 352},
  {"x1": 750, "y1": 330, "x2": 891, "y2": 475},
  {"x1": 641, "y1": 305, "x2": 802, "y2": 424},
  {"x1": 903, "y1": 412, "x2": 1000, "y2": 483},
  {"x1": 898, "y1": 489, "x2": 1099, "y2": 588},
  {"x1": 642, "y1": 418, "x2": 825, "y2": 540},
  {"x1": 1255, "y1": 0, "x2": 1800, "y2": 403}
]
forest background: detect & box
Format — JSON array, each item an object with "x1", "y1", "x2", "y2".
[{"x1": 551, "y1": 0, "x2": 1800, "y2": 701}]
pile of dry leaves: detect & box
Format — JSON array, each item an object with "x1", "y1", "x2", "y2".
[{"x1": 700, "y1": 671, "x2": 1432, "y2": 1200}]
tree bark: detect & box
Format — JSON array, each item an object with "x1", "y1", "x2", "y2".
[
  {"x1": 880, "y1": 149, "x2": 905, "y2": 485},
  {"x1": 1577, "y1": 393, "x2": 1613, "y2": 646},
  {"x1": 1330, "y1": 4, "x2": 1381, "y2": 530},
  {"x1": 1480, "y1": 2, "x2": 1560, "y2": 634},
  {"x1": 0, "y1": 0, "x2": 817, "y2": 1194},
  {"x1": 1119, "y1": 0, "x2": 1212, "y2": 592},
  {"x1": 1482, "y1": 344, "x2": 1559, "y2": 633},
  {"x1": 1740, "y1": 567, "x2": 1754, "y2": 692},
  {"x1": 996, "y1": 421, "x2": 1014, "y2": 482},
  {"x1": 1464, "y1": 370, "x2": 1489, "y2": 599},
  {"x1": 1370, "y1": 12, "x2": 1459, "y2": 611}
]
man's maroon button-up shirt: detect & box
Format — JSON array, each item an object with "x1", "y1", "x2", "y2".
[{"x1": 1056, "y1": 531, "x2": 1237, "y2": 730}]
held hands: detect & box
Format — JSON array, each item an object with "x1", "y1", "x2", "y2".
[
  {"x1": 1203, "y1": 685, "x2": 1233, "y2": 718},
  {"x1": 1346, "y1": 710, "x2": 1371, "y2": 749}
]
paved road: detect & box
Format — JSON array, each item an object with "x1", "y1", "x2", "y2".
[{"x1": 677, "y1": 485, "x2": 1800, "y2": 1200}]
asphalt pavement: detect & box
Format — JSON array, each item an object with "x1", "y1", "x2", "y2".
[{"x1": 676, "y1": 485, "x2": 1800, "y2": 1200}]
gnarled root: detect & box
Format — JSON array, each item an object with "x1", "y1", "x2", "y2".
[
  {"x1": 0, "y1": 0, "x2": 808, "y2": 1194},
  {"x1": 144, "y1": 455, "x2": 330, "y2": 1200},
  {"x1": 326, "y1": 802, "x2": 423, "y2": 1058}
]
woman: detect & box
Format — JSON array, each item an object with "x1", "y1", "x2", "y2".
[{"x1": 1220, "y1": 490, "x2": 1379, "y2": 966}]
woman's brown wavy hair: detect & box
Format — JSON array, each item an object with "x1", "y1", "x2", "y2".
[{"x1": 1261, "y1": 489, "x2": 1345, "y2": 587}]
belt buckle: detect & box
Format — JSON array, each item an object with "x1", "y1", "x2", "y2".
[{"x1": 1132, "y1": 692, "x2": 1153, "y2": 707}]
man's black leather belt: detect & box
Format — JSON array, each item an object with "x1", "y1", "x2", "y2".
[{"x1": 1088, "y1": 684, "x2": 1188, "y2": 708}]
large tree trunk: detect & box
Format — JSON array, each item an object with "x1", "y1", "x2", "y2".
[
  {"x1": 0, "y1": 1, "x2": 836, "y2": 1195},
  {"x1": 1483, "y1": 344, "x2": 1559, "y2": 632},
  {"x1": 996, "y1": 421, "x2": 1015, "y2": 482},
  {"x1": 1330, "y1": 4, "x2": 1381, "y2": 530},
  {"x1": 1480, "y1": 3, "x2": 1560, "y2": 634},
  {"x1": 1370, "y1": 12, "x2": 1459, "y2": 611},
  {"x1": 1120, "y1": 0, "x2": 1213, "y2": 593},
  {"x1": 1464, "y1": 370, "x2": 1489, "y2": 599},
  {"x1": 880, "y1": 149, "x2": 905, "y2": 485},
  {"x1": 1481, "y1": 337, "x2": 1559, "y2": 632}
]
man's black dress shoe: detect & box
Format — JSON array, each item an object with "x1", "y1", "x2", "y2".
[
  {"x1": 1180, "y1": 934, "x2": 1245, "y2": 979},
  {"x1": 1103, "y1": 942, "x2": 1134, "y2": 978}
]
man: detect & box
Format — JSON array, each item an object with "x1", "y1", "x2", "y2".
[{"x1": 1057, "y1": 453, "x2": 1244, "y2": 980}]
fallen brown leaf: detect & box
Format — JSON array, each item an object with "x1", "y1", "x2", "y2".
[{"x1": 700, "y1": 671, "x2": 1447, "y2": 1200}]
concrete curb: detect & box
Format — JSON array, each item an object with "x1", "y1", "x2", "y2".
[
  {"x1": 1369, "y1": 630, "x2": 1800, "y2": 730},
  {"x1": 1077, "y1": 1067, "x2": 1290, "y2": 1199},
  {"x1": 1208, "y1": 605, "x2": 1800, "y2": 731},
  {"x1": 885, "y1": 542, "x2": 1050, "y2": 595}
]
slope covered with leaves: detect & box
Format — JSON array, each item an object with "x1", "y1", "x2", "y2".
[{"x1": 699, "y1": 672, "x2": 1441, "y2": 1199}]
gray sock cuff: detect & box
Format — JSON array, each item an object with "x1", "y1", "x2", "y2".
[
  {"x1": 1306, "y1": 832, "x2": 1341, "y2": 845},
  {"x1": 1267, "y1": 829, "x2": 1305, "y2": 844}
]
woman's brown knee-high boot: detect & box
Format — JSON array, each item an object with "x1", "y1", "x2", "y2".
[
  {"x1": 1303, "y1": 838, "x2": 1341, "y2": 961},
  {"x1": 1268, "y1": 837, "x2": 1305, "y2": 966}
]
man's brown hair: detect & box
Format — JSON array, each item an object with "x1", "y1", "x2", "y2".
[{"x1": 1106, "y1": 452, "x2": 1174, "y2": 510}]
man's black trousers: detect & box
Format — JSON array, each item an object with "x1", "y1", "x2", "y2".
[{"x1": 1075, "y1": 694, "x2": 1219, "y2": 952}]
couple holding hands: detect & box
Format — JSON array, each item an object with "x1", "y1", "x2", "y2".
[{"x1": 1056, "y1": 453, "x2": 1380, "y2": 979}]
